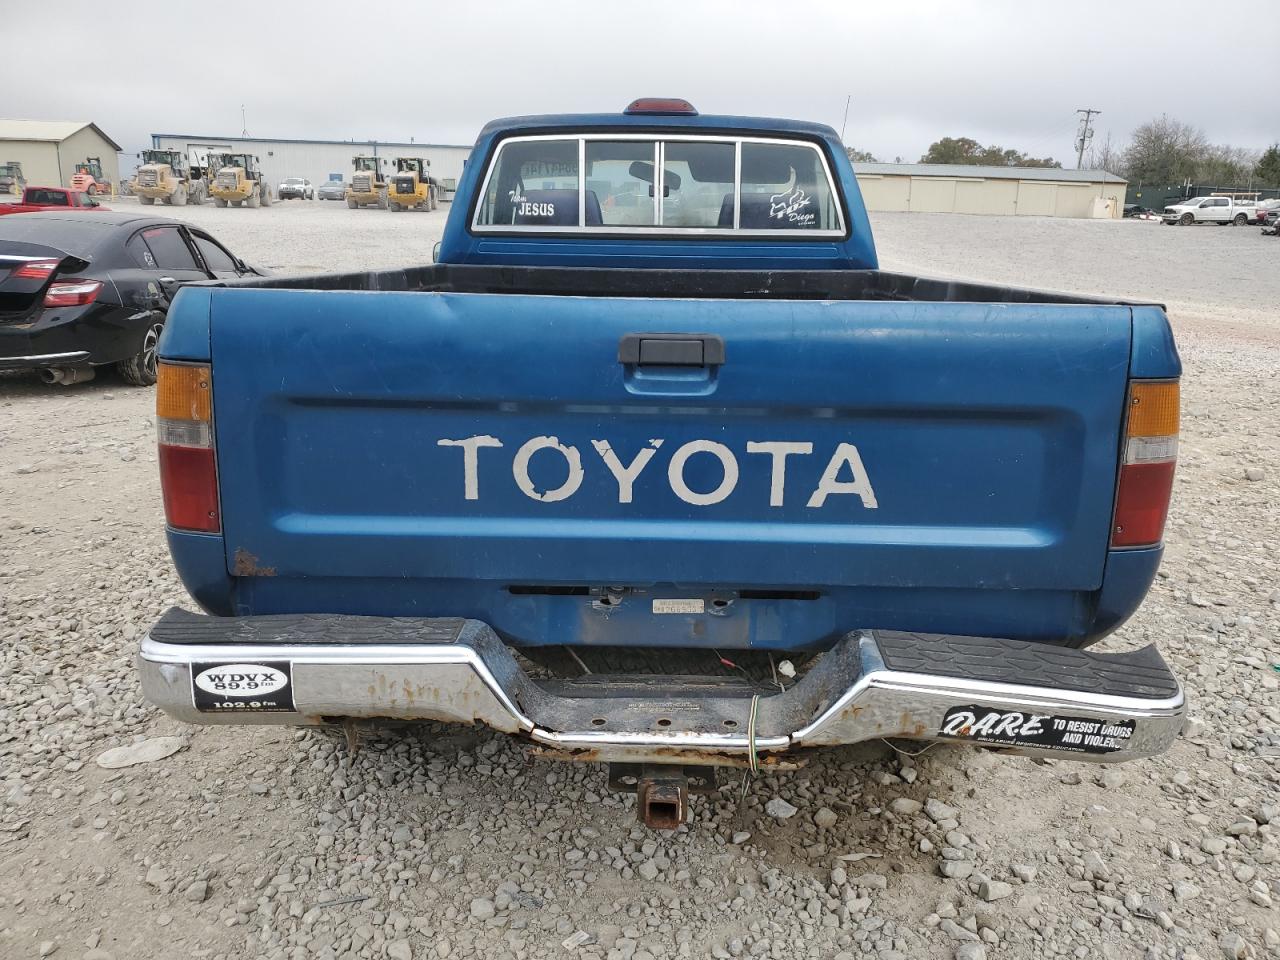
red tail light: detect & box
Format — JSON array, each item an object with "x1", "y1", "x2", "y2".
[
  {"x1": 157, "y1": 363, "x2": 220, "y2": 533},
  {"x1": 158, "y1": 445, "x2": 221, "y2": 532},
  {"x1": 43, "y1": 279, "x2": 102, "y2": 307},
  {"x1": 1111, "y1": 381, "x2": 1179, "y2": 548},
  {"x1": 12, "y1": 258, "x2": 59, "y2": 279}
]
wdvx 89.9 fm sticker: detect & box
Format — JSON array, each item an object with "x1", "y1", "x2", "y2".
[{"x1": 191, "y1": 661, "x2": 295, "y2": 713}]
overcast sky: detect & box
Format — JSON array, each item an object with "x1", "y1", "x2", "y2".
[{"x1": 10, "y1": 0, "x2": 1279, "y2": 164}]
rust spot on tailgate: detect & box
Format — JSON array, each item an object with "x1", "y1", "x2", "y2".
[{"x1": 232, "y1": 548, "x2": 276, "y2": 577}]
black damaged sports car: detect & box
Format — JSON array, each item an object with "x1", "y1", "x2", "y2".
[{"x1": 0, "y1": 211, "x2": 264, "y2": 386}]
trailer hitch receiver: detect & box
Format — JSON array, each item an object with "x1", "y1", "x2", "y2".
[{"x1": 609, "y1": 763, "x2": 716, "y2": 829}]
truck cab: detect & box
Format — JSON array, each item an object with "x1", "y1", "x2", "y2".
[
  {"x1": 438, "y1": 98, "x2": 875, "y2": 270},
  {"x1": 0, "y1": 185, "x2": 108, "y2": 215}
]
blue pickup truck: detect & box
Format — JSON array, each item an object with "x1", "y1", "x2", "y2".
[{"x1": 139, "y1": 99, "x2": 1184, "y2": 827}]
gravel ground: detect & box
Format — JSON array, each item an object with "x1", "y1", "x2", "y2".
[{"x1": 1, "y1": 201, "x2": 1277, "y2": 960}]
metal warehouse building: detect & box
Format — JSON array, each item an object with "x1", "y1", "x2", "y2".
[
  {"x1": 854, "y1": 163, "x2": 1127, "y2": 218},
  {"x1": 148, "y1": 133, "x2": 472, "y2": 194},
  {"x1": 0, "y1": 119, "x2": 122, "y2": 190}
]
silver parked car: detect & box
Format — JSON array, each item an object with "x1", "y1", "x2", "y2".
[{"x1": 317, "y1": 180, "x2": 348, "y2": 201}]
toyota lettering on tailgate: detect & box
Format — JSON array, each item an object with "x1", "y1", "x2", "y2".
[{"x1": 436, "y1": 435, "x2": 878, "y2": 508}]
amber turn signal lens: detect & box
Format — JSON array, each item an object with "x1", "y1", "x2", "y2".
[
  {"x1": 1126, "y1": 381, "x2": 1179, "y2": 438},
  {"x1": 156, "y1": 363, "x2": 212, "y2": 423}
]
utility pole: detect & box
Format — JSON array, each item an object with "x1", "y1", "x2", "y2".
[
  {"x1": 840, "y1": 94, "x2": 851, "y2": 143},
  {"x1": 1075, "y1": 108, "x2": 1100, "y2": 169}
]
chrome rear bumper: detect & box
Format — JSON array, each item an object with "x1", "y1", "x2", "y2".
[{"x1": 139, "y1": 609, "x2": 1185, "y2": 766}]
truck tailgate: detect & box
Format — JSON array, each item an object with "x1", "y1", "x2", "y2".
[{"x1": 207, "y1": 288, "x2": 1132, "y2": 643}]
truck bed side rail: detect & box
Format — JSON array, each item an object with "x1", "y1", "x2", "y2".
[{"x1": 199, "y1": 264, "x2": 1160, "y2": 309}]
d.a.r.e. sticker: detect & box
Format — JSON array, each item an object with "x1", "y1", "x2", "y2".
[
  {"x1": 938, "y1": 705, "x2": 1134, "y2": 755},
  {"x1": 191, "y1": 661, "x2": 294, "y2": 713}
]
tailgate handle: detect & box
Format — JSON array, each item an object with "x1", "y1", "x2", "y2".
[{"x1": 618, "y1": 333, "x2": 725, "y2": 367}]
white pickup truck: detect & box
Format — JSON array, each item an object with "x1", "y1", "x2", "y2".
[{"x1": 1161, "y1": 195, "x2": 1255, "y2": 226}]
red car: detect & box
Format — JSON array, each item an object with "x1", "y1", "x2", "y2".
[{"x1": 0, "y1": 186, "x2": 109, "y2": 217}]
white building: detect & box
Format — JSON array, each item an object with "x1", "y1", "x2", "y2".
[
  {"x1": 148, "y1": 133, "x2": 473, "y2": 194},
  {"x1": 854, "y1": 163, "x2": 1127, "y2": 218}
]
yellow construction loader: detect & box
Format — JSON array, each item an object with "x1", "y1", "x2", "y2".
[
  {"x1": 386, "y1": 157, "x2": 439, "y2": 212},
  {"x1": 133, "y1": 150, "x2": 208, "y2": 206},
  {"x1": 346, "y1": 155, "x2": 388, "y2": 209},
  {"x1": 0, "y1": 162, "x2": 25, "y2": 196},
  {"x1": 208, "y1": 153, "x2": 273, "y2": 208}
]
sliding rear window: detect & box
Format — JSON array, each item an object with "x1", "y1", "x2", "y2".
[{"x1": 473, "y1": 135, "x2": 845, "y2": 236}]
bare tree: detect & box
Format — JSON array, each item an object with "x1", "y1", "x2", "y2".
[
  {"x1": 1086, "y1": 132, "x2": 1122, "y2": 175},
  {"x1": 1195, "y1": 144, "x2": 1261, "y2": 186},
  {"x1": 1121, "y1": 115, "x2": 1264, "y2": 186},
  {"x1": 1122, "y1": 115, "x2": 1208, "y2": 183}
]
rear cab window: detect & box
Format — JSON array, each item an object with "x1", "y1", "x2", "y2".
[
  {"x1": 473, "y1": 134, "x2": 845, "y2": 236},
  {"x1": 28, "y1": 189, "x2": 68, "y2": 205}
]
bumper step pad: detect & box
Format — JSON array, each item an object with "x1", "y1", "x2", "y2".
[{"x1": 140, "y1": 609, "x2": 1185, "y2": 766}]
